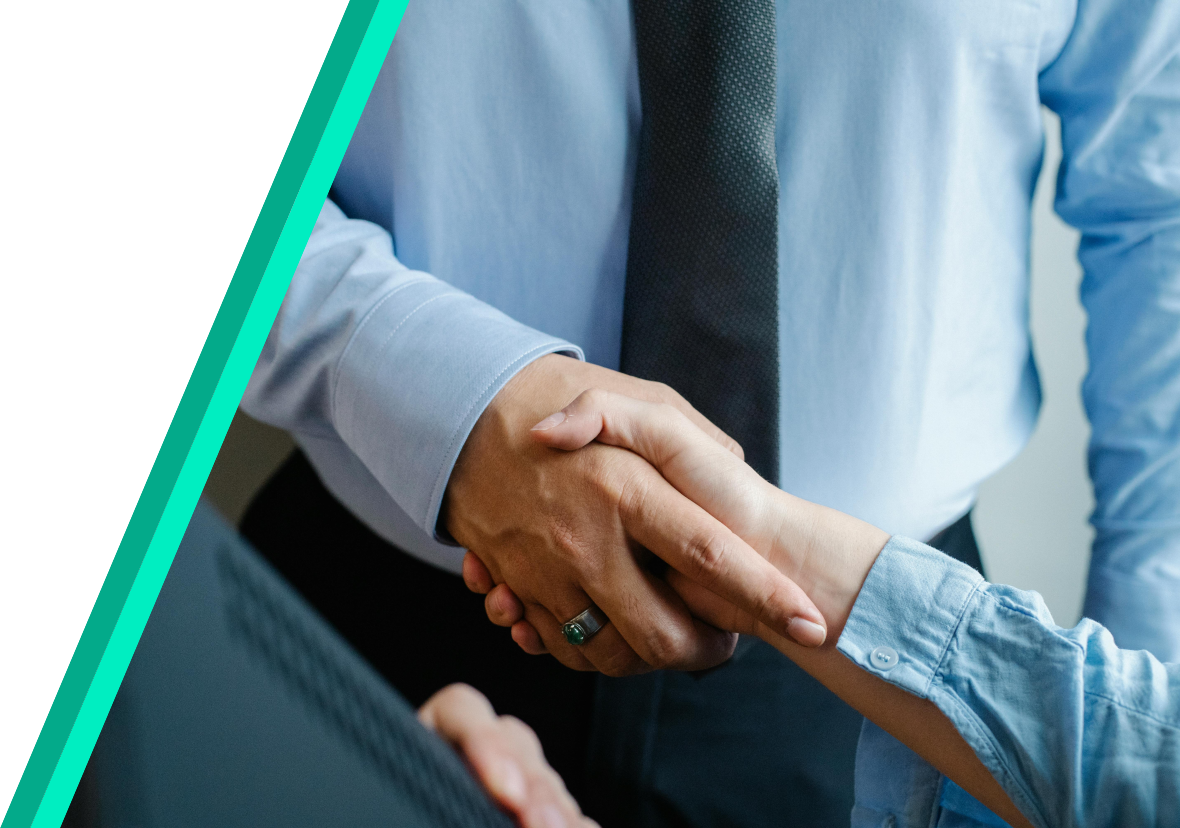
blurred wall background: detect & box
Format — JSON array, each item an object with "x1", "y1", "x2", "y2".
[
  {"x1": 973, "y1": 111, "x2": 1091, "y2": 626},
  {"x1": 204, "y1": 110, "x2": 1093, "y2": 627}
]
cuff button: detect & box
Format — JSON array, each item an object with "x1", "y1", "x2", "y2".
[{"x1": 870, "y1": 646, "x2": 899, "y2": 672}]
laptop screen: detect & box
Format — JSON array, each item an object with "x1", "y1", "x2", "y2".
[{"x1": 68, "y1": 501, "x2": 512, "y2": 828}]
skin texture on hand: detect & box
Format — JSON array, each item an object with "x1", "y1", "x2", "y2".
[
  {"x1": 419, "y1": 683, "x2": 598, "y2": 828},
  {"x1": 444, "y1": 354, "x2": 824, "y2": 675},
  {"x1": 484, "y1": 389, "x2": 1034, "y2": 828}
]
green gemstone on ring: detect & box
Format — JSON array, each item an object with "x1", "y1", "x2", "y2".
[{"x1": 563, "y1": 622, "x2": 587, "y2": 646}]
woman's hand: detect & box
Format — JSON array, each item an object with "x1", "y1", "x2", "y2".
[
  {"x1": 529, "y1": 390, "x2": 839, "y2": 644},
  {"x1": 457, "y1": 389, "x2": 849, "y2": 655},
  {"x1": 419, "y1": 683, "x2": 598, "y2": 828}
]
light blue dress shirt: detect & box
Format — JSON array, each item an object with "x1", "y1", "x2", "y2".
[
  {"x1": 242, "y1": 0, "x2": 1180, "y2": 659},
  {"x1": 843, "y1": 536, "x2": 1180, "y2": 827}
]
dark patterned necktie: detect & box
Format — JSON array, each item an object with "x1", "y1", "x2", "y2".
[{"x1": 621, "y1": 0, "x2": 781, "y2": 483}]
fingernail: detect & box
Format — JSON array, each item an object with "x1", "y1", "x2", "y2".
[
  {"x1": 787, "y1": 617, "x2": 827, "y2": 648},
  {"x1": 530, "y1": 412, "x2": 566, "y2": 431},
  {"x1": 488, "y1": 759, "x2": 526, "y2": 806}
]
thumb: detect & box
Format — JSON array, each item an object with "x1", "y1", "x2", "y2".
[{"x1": 529, "y1": 392, "x2": 611, "y2": 450}]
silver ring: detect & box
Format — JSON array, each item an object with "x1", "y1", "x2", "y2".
[{"x1": 561, "y1": 605, "x2": 607, "y2": 646}]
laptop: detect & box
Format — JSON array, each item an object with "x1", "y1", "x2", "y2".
[{"x1": 68, "y1": 501, "x2": 514, "y2": 828}]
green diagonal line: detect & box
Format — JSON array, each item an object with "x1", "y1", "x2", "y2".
[{"x1": 2, "y1": 2, "x2": 408, "y2": 825}]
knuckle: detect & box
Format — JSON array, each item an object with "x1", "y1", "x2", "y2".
[
  {"x1": 598, "y1": 646, "x2": 643, "y2": 678},
  {"x1": 757, "y1": 579, "x2": 795, "y2": 626},
  {"x1": 582, "y1": 387, "x2": 610, "y2": 409},
  {"x1": 550, "y1": 643, "x2": 594, "y2": 671},
  {"x1": 484, "y1": 593, "x2": 508, "y2": 625},
  {"x1": 642, "y1": 624, "x2": 688, "y2": 670},
  {"x1": 683, "y1": 529, "x2": 732, "y2": 585},
  {"x1": 644, "y1": 641, "x2": 679, "y2": 671},
  {"x1": 599, "y1": 661, "x2": 629, "y2": 679},
  {"x1": 588, "y1": 453, "x2": 650, "y2": 530},
  {"x1": 499, "y1": 715, "x2": 543, "y2": 754},
  {"x1": 438, "y1": 682, "x2": 488, "y2": 713},
  {"x1": 439, "y1": 682, "x2": 473, "y2": 701},
  {"x1": 550, "y1": 516, "x2": 583, "y2": 560},
  {"x1": 612, "y1": 462, "x2": 654, "y2": 522},
  {"x1": 548, "y1": 518, "x2": 603, "y2": 578},
  {"x1": 646, "y1": 380, "x2": 677, "y2": 403},
  {"x1": 653, "y1": 401, "x2": 683, "y2": 427},
  {"x1": 577, "y1": 444, "x2": 613, "y2": 487},
  {"x1": 541, "y1": 766, "x2": 572, "y2": 798}
]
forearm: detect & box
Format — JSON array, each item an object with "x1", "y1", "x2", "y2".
[
  {"x1": 775, "y1": 519, "x2": 1180, "y2": 827},
  {"x1": 755, "y1": 498, "x2": 1032, "y2": 827},
  {"x1": 765, "y1": 626, "x2": 1030, "y2": 827},
  {"x1": 243, "y1": 199, "x2": 581, "y2": 538},
  {"x1": 664, "y1": 484, "x2": 1029, "y2": 822}
]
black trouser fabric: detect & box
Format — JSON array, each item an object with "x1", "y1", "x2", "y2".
[{"x1": 241, "y1": 450, "x2": 983, "y2": 827}]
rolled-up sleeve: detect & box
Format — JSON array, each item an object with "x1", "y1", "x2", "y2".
[
  {"x1": 842, "y1": 536, "x2": 1180, "y2": 828},
  {"x1": 241, "y1": 199, "x2": 582, "y2": 540},
  {"x1": 1038, "y1": 0, "x2": 1180, "y2": 661}
]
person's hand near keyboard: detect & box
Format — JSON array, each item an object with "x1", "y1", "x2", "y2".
[{"x1": 420, "y1": 684, "x2": 599, "y2": 828}]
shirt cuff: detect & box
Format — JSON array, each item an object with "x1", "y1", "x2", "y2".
[
  {"x1": 331, "y1": 277, "x2": 583, "y2": 540},
  {"x1": 837, "y1": 536, "x2": 985, "y2": 698}
]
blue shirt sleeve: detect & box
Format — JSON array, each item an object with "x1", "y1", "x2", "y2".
[
  {"x1": 240, "y1": 199, "x2": 583, "y2": 546},
  {"x1": 1038, "y1": 0, "x2": 1180, "y2": 660},
  {"x1": 842, "y1": 536, "x2": 1180, "y2": 828}
]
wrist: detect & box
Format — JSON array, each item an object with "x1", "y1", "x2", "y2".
[
  {"x1": 443, "y1": 353, "x2": 577, "y2": 536},
  {"x1": 766, "y1": 492, "x2": 890, "y2": 640}
]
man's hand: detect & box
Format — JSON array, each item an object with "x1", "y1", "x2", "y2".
[
  {"x1": 461, "y1": 386, "x2": 832, "y2": 656},
  {"x1": 444, "y1": 354, "x2": 820, "y2": 675},
  {"x1": 419, "y1": 683, "x2": 598, "y2": 828}
]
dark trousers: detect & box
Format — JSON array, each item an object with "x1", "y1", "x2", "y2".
[{"x1": 241, "y1": 451, "x2": 983, "y2": 827}]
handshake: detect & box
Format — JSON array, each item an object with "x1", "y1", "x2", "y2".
[
  {"x1": 413, "y1": 347, "x2": 1180, "y2": 827},
  {"x1": 431, "y1": 355, "x2": 900, "y2": 828},
  {"x1": 437, "y1": 354, "x2": 1035, "y2": 828},
  {"x1": 445, "y1": 353, "x2": 890, "y2": 676}
]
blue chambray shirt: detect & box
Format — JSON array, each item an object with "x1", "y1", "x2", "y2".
[
  {"x1": 242, "y1": 0, "x2": 1180, "y2": 660},
  {"x1": 842, "y1": 537, "x2": 1180, "y2": 827}
]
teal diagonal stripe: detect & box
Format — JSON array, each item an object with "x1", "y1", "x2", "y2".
[{"x1": 1, "y1": 2, "x2": 408, "y2": 826}]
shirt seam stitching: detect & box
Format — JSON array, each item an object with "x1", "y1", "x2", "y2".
[
  {"x1": 1082, "y1": 689, "x2": 1180, "y2": 732},
  {"x1": 328, "y1": 276, "x2": 437, "y2": 418},
  {"x1": 336, "y1": 293, "x2": 453, "y2": 433},
  {"x1": 928, "y1": 688, "x2": 1049, "y2": 828},
  {"x1": 931, "y1": 589, "x2": 1068, "y2": 828},
  {"x1": 922, "y1": 579, "x2": 987, "y2": 696},
  {"x1": 979, "y1": 592, "x2": 1086, "y2": 651},
  {"x1": 371, "y1": 293, "x2": 453, "y2": 354}
]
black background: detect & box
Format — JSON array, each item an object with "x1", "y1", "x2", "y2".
[{"x1": 9, "y1": 0, "x2": 346, "y2": 802}]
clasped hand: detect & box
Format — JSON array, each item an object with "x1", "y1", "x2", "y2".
[{"x1": 444, "y1": 355, "x2": 829, "y2": 676}]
